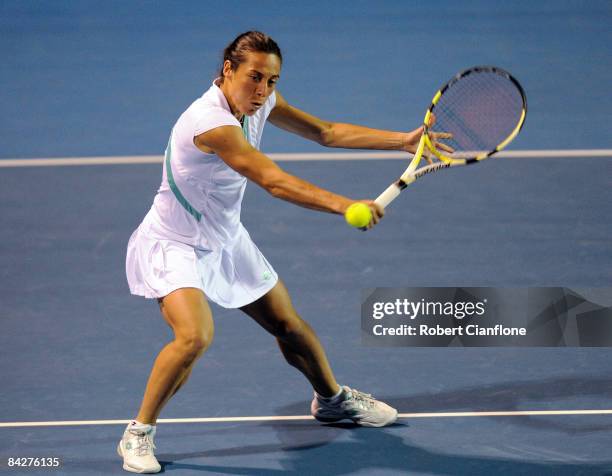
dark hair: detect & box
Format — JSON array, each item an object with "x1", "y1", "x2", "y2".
[{"x1": 218, "y1": 31, "x2": 282, "y2": 81}]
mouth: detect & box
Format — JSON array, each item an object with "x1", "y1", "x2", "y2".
[{"x1": 251, "y1": 101, "x2": 263, "y2": 109}]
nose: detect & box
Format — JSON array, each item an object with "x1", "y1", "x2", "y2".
[{"x1": 255, "y1": 82, "x2": 267, "y2": 98}]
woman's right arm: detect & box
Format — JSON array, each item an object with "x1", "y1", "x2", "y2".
[{"x1": 194, "y1": 125, "x2": 382, "y2": 223}]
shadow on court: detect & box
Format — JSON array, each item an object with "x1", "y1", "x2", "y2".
[
  {"x1": 391, "y1": 376, "x2": 612, "y2": 434},
  {"x1": 157, "y1": 426, "x2": 611, "y2": 475},
  {"x1": 145, "y1": 376, "x2": 612, "y2": 475}
]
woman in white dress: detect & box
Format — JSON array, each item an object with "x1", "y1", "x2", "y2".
[{"x1": 118, "y1": 31, "x2": 441, "y2": 474}]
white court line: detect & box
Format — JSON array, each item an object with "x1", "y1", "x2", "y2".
[
  {"x1": 0, "y1": 149, "x2": 611, "y2": 167},
  {"x1": 1, "y1": 409, "x2": 612, "y2": 428}
]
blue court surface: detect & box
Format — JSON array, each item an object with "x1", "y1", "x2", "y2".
[{"x1": 1, "y1": 1, "x2": 611, "y2": 475}]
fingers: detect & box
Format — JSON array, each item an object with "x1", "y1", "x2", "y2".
[
  {"x1": 434, "y1": 141, "x2": 455, "y2": 153},
  {"x1": 408, "y1": 126, "x2": 434, "y2": 164},
  {"x1": 405, "y1": 124, "x2": 454, "y2": 159},
  {"x1": 357, "y1": 200, "x2": 385, "y2": 231},
  {"x1": 432, "y1": 132, "x2": 452, "y2": 139},
  {"x1": 429, "y1": 131, "x2": 455, "y2": 154},
  {"x1": 422, "y1": 150, "x2": 434, "y2": 165},
  {"x1": 370, "y1": 201, "x2": 384, "y2": 221}
]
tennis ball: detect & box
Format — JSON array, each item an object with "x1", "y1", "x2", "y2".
[{"x1": 345, "y1": 203, "x2": 372, "y2": 228}]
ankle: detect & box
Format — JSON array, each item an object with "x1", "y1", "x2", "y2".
[
  {"x1": 316, "y1": 385, "x2": 343, "y2": 401},
  {"x1": 132, "y1": 418, "x2": 156, "y2": 428}
]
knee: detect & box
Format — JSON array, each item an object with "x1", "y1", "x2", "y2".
[{"x1": 176, "y1": 330, "x2": 213, "y2": 361}]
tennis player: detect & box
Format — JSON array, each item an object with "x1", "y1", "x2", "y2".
[{"x1": 118, "y1": 31, "x2": 443, "y2": 474}]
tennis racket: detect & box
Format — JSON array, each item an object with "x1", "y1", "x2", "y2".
[{"x1": 375, "y1": 66, "x2": 527, "y2": 208}]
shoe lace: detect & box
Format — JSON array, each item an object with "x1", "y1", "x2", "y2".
[
  {"x1": 129, "y1": 429, "x2": 156, "y2": 457},
  {"x1": 346, "y1": 388, "x2": 376, "y2": 410}
]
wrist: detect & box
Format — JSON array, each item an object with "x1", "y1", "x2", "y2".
[
  {"x1": 335, "y1": 197, "x2": 353, "y2": 215},
  {"x1": 398, "y1": 132, "x2": 410, "y2": 151}
]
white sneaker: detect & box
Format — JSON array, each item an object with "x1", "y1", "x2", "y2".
[
  {"x1": 117, "y1": 422, "x2": 161, "y2": 474},
  {"x1": 311, "y1": 385, "x2": 398, "y2": 428}
]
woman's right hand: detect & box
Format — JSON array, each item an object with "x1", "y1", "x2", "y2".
[{"x1": 350, "y1": 200, "x2": 385, "y2": 230}]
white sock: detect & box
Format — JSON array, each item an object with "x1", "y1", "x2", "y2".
[
  {"x1": 316, "y1": 386, "x2": 344, "y2": 402},
  {"x1": 130, "y1": 420, "x2": 154, "y2": 430}
]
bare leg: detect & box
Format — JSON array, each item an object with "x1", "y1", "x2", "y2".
[
  {"x1": 240, "y1": 280, "x2": 340, "y2": 397},
  {"x1": 135, "y1": 288, "x2": 213, "y2": 425},
  {"x1": 158, "y1": 300, "x2": 195, "y2": 400}
]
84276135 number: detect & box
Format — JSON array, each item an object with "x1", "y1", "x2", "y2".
[{"x1": 4, "y1": 457, "x2": 62, "y2": 468}]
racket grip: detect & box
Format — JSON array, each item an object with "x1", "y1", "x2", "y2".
[{"x1": 375, "y1": 183, "x2": 401, "y2": 209}]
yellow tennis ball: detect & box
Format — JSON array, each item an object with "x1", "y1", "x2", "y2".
[{"x1": 345, "y1": 203, "x2": 372, "y2": 228}]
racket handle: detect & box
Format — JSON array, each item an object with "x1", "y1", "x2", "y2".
[{"x1": 375, "y1": 183, "x2": 401, "y2": 209}]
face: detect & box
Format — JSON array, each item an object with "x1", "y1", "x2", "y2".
[{"x1": 222, "y1": 52, "x2": 281, "y2": 116}]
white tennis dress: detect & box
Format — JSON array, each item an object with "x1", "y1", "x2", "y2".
[{"x1": 126, "y1": 79, "x2": 278, "y2": 308}]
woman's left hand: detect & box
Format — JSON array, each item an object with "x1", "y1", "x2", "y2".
[{"x1": 402, "y1": 114, "x2": 454, "y2": 163}]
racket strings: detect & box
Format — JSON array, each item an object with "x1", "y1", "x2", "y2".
[
  {"x1": 430, "y1": 71, "x2": 524, "y2": 155},
  {"x1": 437, "y1": 78, "x2": 519, "y2": 148},
  {"x1": 434, "y1": 75, "x2": 522, "y2": 149}
]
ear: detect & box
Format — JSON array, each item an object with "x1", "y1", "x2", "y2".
[{"x1": 222, "y1": 60, "x2": 233, "y2": 80}]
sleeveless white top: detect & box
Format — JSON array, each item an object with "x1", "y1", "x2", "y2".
[{"x1": 150, "y1": 79, "x2": 277, "y2": 251}]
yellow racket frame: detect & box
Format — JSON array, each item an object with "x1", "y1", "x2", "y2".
[
  {"x1": 414, "y1": 67, "x2": 527, "y2": 167},
  {"x1": 376, "y1": 66, "x2": 527, "y2": 210}
]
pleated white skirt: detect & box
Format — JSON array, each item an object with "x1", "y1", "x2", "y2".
[{"x1": 126, "y1": 213, "x2": 278, "y2": 308}]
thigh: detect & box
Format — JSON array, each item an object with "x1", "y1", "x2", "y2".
[
  {"x1": 239, "y1": 279, "x2": 301, "y2": 335},
  {"x1": 158, "y1": 287, "x2": 214, "y2": 341}
]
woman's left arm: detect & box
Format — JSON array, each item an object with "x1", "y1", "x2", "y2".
[{"x1": 269, "y1": 91, "x2": 423, "y2": 153}]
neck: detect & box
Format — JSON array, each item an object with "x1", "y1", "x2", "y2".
[{"x1": 218, "y1": 80, "x2": 243, "y2": 121}]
